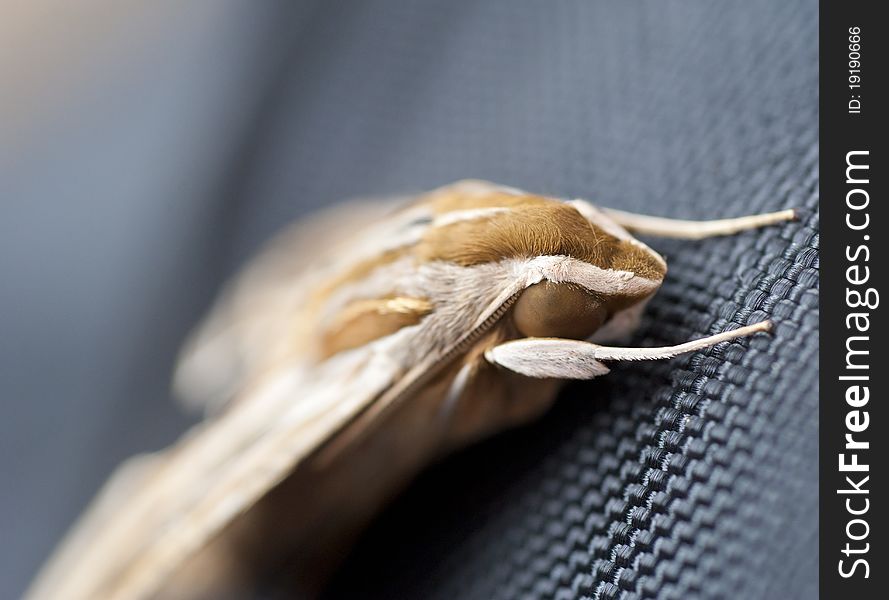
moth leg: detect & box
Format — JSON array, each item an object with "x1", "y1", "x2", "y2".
[
  {"x1": 486, "y1": 320, "x2": 771, "y2": 379},
  {"x1": 438, "y1": 360, "x2": 476, "y2": 420},
  {"x1": 601, "y1": 207, "x2": 796, "y2": 239}
]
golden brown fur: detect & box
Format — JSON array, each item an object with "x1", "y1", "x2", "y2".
[
  {"x1": 418, "y1": 203, "x2": 666, "y2": 280},
  {"x1": 320, "y1": 297, "x2": 433, "y2": 358}
]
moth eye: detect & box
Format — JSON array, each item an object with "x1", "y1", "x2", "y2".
[{"x1": 513, "y1": 281, "x2": 607, "y2": 339}]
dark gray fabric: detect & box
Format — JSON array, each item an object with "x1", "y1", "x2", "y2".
[{"x1": 2, "y1": 1, "x2": 818, "y2": 598}]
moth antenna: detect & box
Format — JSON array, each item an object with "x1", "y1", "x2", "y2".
[
  {"x1": 602, "y1": 208, "x2": 796, "y2": 239},
  {"x1": 588, "y1": 320, "x2": 773, "y2": 361}
]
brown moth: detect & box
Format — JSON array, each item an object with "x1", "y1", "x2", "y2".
[{"x1": 27, "y1": 180, "x2": 794, "y2": 600}]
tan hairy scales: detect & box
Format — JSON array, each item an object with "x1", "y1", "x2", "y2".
[
  {"x1": 307, "y1": 185, "x2": 549, "y2": 304},
  {"x1": 320, "y1": 296, "x2": 433, "y2": 358},
  {"x1": 418, "y1": 203, "x2": 667, "y2": 280},
  {"x1": 423, "y1": 181, "x2": 550, "y2": 213},
  {"x1": 304, "y1": 186, "x2": 665, "y2": 361}
]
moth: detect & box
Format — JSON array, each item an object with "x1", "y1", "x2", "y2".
[{"x1": 27, "y1": 180, "x2": 794, "y2": 600}]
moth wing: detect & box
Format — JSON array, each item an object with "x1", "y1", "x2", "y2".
[
  {"x1": 27, "y1": 341, "x2": 402, "y2": 600},
  {"x1": 28, "y1": 197, "x2": 417, "y2": 600},
  {"x1": 174, "y1": 196, "x2": 406, "y2": 414},
  {"x1": 24, "y1": 453, "x2": 165, "y2": 599},
  {"x1": 32, "y1": 180, "x2": 588, "y2": 599}
]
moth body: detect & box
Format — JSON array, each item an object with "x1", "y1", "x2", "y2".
[{"x1": 27, "y1": 180, "x2": 792, "y2": 600}]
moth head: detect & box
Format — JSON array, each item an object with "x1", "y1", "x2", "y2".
[
  {"x1": 503, "y1": 204, "x2": 667, "y2": 341},
  {"x1": 420, "y1": 191, "x2": 667, "y2": 341}
]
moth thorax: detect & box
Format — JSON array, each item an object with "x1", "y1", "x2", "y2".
[{"x1": 513, "y1": 281, "x2": 607, "y2": 339}]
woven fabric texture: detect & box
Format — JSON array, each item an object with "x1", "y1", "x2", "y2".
[
  {"x1": 287, "y1": 2, "x2": 816, "y2": 599},
  {"x1": 4, "y1": 1, "x2": 817, "y2": 598}
]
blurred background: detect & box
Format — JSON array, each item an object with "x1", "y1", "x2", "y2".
[{"x1": 1, "y1": 2, "x2": 817, "y2": 598}]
